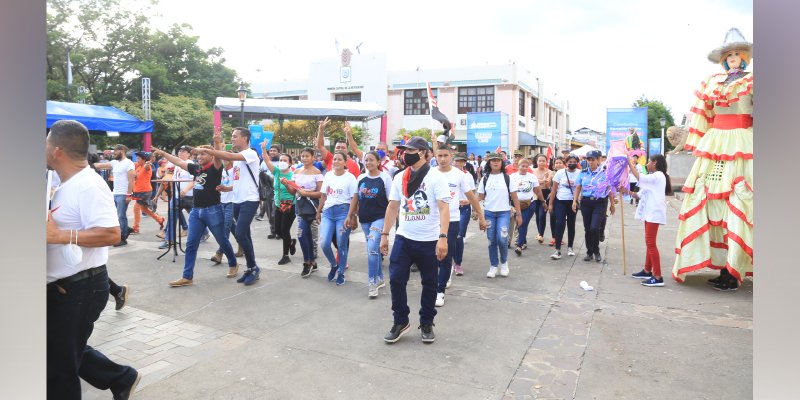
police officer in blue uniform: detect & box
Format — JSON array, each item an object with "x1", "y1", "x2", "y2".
[{"x1": 571, "y1": 150, "x2": 615, "y2": 262}]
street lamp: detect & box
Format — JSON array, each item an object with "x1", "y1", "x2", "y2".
[
  {"x1": 659, "y1": 116, "x2": 666, "y2": 155},
  {"x1": 237, "y1": 82, "x2": 248, "y2": 126}
]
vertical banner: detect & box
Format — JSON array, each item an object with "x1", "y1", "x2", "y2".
[
  {"x1": 249, "y1": 125, "x2": 273, "y2": 156},
  {"x1": 467, "y1": 112, "x2": 505, "y2": 156},
  {"x1": 500, "y1": 112, "x2": 509, "y2": 151},
  {"x1": 606, "y1": 107, "x2": 648, "y2": 155},
  {"x1": 648, "y1": 138, "x2": 662, "y2": 158}
]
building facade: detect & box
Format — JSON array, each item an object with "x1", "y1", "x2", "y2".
[{"x1": 251, "y1": 52, "x2": 571, "y2": 155}]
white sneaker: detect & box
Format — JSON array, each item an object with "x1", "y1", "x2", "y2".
[
  {"x1": 368, "y1": 283, "x2": 379, "y2": 298},
  {"x1": 550, "y1": 251, "x2": 562, "y2": 260},
  {"x1": 499, "y1": 262, "x2": 509, "y2": 277},
  {"x1": 567, "y1": 247, "x2": 576, "y2": 256},
  {"x1": 435, "y1": 292, "x2": 445, "y2": 307},
  {"x1": 486, "y1": 266, "x2": 498, "y2": 278}
]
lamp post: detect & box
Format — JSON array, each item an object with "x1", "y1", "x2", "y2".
[
  {"x1": 659, "y1": 116, "x2": 666, "y2": 155},
  {"x1": 237, "y1": 82, "x2": 248, "y2": 126}
]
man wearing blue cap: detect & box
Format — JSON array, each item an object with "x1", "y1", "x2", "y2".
[{"x1": 572, "y1": 150, "x2": 615, "y2": 262}]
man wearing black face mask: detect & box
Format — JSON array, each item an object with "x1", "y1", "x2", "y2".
[
  {"x1": 380, "y1": 136, "x2": 450, "y2": 344},
  {"x1": 548, "y1": 155, "x2": 581, "y2": 259}
]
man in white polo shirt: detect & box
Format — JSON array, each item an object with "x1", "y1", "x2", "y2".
[{"x1": 46, "y1": 120, "x2": 140, "y2": 400}]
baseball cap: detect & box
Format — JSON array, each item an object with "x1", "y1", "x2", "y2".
[
  {"x1": 178, "y1": 145, "x2": 193, "y2": 153},
  {"x1": 135, "y1": 151, "x2": 152, "y2": 159},
  {"x1": 586, "y1": 150, "x2": 602, "y2": 159},
  {"x1": 396, "y1": 136, "x2": 432, "y2": 151},
  {"x1": 486, "y1": 152, "x2": 502, "y2": 161},
  {"x1": 453, "y1": 152, "x2": 468, "y2": 161}
]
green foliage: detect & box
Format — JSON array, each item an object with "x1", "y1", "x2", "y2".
[
  {"x1": 255, "y1": 120, "x2": 370, "y2": 149},
  {"x1": 632, "y1": 96, "x2": 676, "y2": 152},
  {"x1": 113, "y1": 95, "x2": 213, "y2": 151}
]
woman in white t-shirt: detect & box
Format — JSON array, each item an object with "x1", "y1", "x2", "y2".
[
  {"x1": 627, "y1": 154, "x2": 672, "y2": 287},
  {"x1": 548, "y1": 155, "x2": 581, "y2": 259},
  {"x1": 316, "y1": 152, "x2": 358, "y2": 286},
  {"x1": 477, "y1": 153, "x2": 523, "y2": 278},
  {"x1": 510, "y1": 157, "x2": 546, "y2": 256}
]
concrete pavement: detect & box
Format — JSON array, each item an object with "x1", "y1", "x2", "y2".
[{"x1": 82, "y1": 195, "x2": 752, "y2": 399}]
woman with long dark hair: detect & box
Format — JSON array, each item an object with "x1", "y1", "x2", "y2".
[
  {"x1": 291, "y1": 147, "x2": 324, "y2": 277},
  {"x1": 548, "y1": 155, "x2": 580, "y2": 259},
  {"x1": 317, "y1": 151, "x2": 358, "y2": 285},
  {"x1": 628, "y1": 154, "x2": 672, "y2": 286},
  {"x1": 261, "y1": 148, "x2": 297, "y2": 266},
  {"x1": 531, "y1": 154, "x2": 553, "y2": 244}
]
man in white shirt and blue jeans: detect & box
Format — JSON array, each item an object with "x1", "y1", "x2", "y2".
[
  {"x1": 93, "y1": 144, "x2": 135, "y2": 246},
  {"x1": 380, "y1": 137, "x2": 450, "y2": 344}
]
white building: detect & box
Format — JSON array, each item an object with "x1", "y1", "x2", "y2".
[{"x1": 251, "y1": 52, "x2": 571, "y2": 155}]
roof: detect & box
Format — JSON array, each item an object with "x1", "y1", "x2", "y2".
[
  {"x1": 46, "y1": 101, "x2": 153, "y2": 133},
  {"x1": 214, "y1": 98, "x2": 386, "y2": 121}
]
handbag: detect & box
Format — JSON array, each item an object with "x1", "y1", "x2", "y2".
[
  {"x1": 296, "y1": 195, "x2": 318, "y2": 218},
  {"x1": 519, "y1": 199, "x2": 532, "y2": 210}
]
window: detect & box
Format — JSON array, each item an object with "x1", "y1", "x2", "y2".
[
  {"x1": 458, "y1": 86, "x2": 494, "y2": 114},
  {"x1": 274, "y1": 96, "x2": 299, "y2": 100},
  {"x1": 519, "y1": 91, "x2": 525, "y2": 116},
  {"x1": 531, "y1": 98, "x2": 537, "y2": 118},
  {"x1": 404, "y1": 88, "x2": 437, "y2": 115},
  {"x1": 335, "y1": 92, "x2": 361, "y2": 102}
]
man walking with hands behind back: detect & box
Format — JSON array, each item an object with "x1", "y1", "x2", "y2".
[
  {"x1": 380, "y1": 136, "x2": 451, "y2": 344},
  {"x1": 46, "y1": 120, "x2": 140, "y2": 400}
]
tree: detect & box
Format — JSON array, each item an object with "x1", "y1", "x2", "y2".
[
  {"x1": 632, "y1": 96, "x2": 677, "y2": 152},
  {"x1": 113, "y1": 95, "x2": 214, "y2": 151}
]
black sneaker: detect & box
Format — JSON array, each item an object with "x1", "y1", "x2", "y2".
[
  {"x1": 112, "y1": 370, "x2": 141, "y2": 400},
  {"x1": 114, "y1": 285, "x2": 129, "y2": 310},
  {"x1": 599, "y1": 232, "x2": 605, "y2": 242},
  {"x1": 419, "y1": 324, "x2": 435, "y2": 343},
  {"x1": 301, "y1": 263, "x2": 312, "y2": 278},
  {"x1": 713, "y1": 276, "x2": 739, "y2": 291},
  {"x1": 384, "y1": 322, "x2": 411, "y2": 344},
  {"x1": 278, "y1": 255, "x2": 291, "y2": 265},
  {"x1": 311, "y1": 263, "x2": 318, "y2": 271},
  {"x1": 113, "y1": 239, "x2": 128, "y2": 247},
  {"x1": 289, "y1": 239, "x2": 297, "y2": 255},
  {"x1": 255, "y1": 216, "x2": 264, "y2": 221},
  {"x1": 594, "y1": 253, "x2": 602, "y2": 263},
  {"x1": 631, "y1": 270, "x2": 653, "y2": 279},
  {"x1": 267, "y1": 234, "x2": 277, "y2": 239},
  {"x1": 707, "y1": 269, "x2": 729, "y2": 285},
  {"x1": 583, "y1": 254, "x2": 593, "y2": 262}
]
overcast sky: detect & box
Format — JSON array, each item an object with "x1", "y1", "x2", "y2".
[{"x1": 151, "y1": 0, "x2": 752, "y2": 131}]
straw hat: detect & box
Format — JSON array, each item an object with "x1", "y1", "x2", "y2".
[{"x1": 707, "y1": 28, "x2": 752, "y2": 63}]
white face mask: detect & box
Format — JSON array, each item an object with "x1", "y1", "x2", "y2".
[
  {"x1": 275, "y1": 161, "x2": 289, "y2": 171},
  {"x1": 63, "y1": 230, "x2": 83, "y2": 265}
]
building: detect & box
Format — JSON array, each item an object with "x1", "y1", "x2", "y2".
[
  {"x1": 570, "y1": 127, "x2": 606, "y2": 151},
  {"x1": 251, "y1": 52, "x2": 571, "y2": 156}
]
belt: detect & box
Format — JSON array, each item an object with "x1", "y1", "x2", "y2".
[
  {"x1": 582, "y1": 196, "x2": 606, "y2": 201},
  {"x1": 712, "y1": 114, "x2": 753, "y2": 129},
  {"x1": 49, "y1": 265, "x2": 107, "y2": 287}
]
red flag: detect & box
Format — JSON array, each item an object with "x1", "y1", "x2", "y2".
[
  {"x1": 546, "y1": 145, "x2": 554, "y2": 165},
  {"x1": 426, "y1": 82, "x2": 450, "y2": 130}
]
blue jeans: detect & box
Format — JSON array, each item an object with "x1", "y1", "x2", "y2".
[
  {"x1": 389, "y1": 235, "x2": 439, "y2": 325},
  {"x1": 485, "y1": 210, "x2": 511, "y2": 266},
  {"x1": 164, "y1": 197, "x2": 189, "y2": 240},
  {"x1": 47, "y1": 267, "x2": 137, "y2": 399},
  {"x1": 216, "y1": 202, "x2": 237, "y2": 253},
  {"x1": 320, "y1": 204, "x2": 351, "y2": 273},
  {"x1": 113, "y1": 195, "x2": 130, "y2": 240},
  {"x1": 183, "y1": 205, "x2": 237, "y2": 279},
  {"x1": 516, "y1": 205, "x2": 536, "y2": 247},
  {"x1": 360, "y1": 218, "x2": 385, "y2": 285},
  {"x1": 437, "y1": 221, "x2": 459, "y2": 293},
  {"x1": 233, "y1": 201, "x2": 259, "y2": 268},
  {"x1": 296, "y1": 216, "x2": 316, "y2": 263},
  {"x1": 454, "y1": 204, "x2": 471, "y2": 266}
]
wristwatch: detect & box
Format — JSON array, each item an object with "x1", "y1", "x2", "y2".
[{"x1": 439, "y1": 233, "x2": 447, "y2": 239}]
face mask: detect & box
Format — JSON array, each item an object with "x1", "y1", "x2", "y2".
[
  {"x1": 63, "y1": 230, "x2": 83, "y2": 265},
  {"x1": 403, "y1": 152, "x2": 421, "y2": 167},
  {"x1": 568, "y1": 163, "x2": 578, "y2": 170},
  {"x1": 377, "y1": 150, "x2": 386, "y2": 159},
  {"x1": 275, "y1": 161, "x2": 289, "y2": 171}
]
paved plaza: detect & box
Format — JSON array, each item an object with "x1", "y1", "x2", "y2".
[{"x1": 82, "y1": 195, "x2": 752, "y2": 399}]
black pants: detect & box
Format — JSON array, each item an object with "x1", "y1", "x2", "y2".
[
  {"x1": 580, "y1": 197, "x2": 608, "y2": 256},
  {"x1": 553, "y1": 199, "x2": 577, "y2": 251},
  {"x1": 47, "y1": 267, "x2": 137, "y2": 399},
  {"x1": 108, "y1": 278, "x2": 121, "y2": 297},
  {"x1": 275, "y1": 205, "x2": 296, "y2": 256}
]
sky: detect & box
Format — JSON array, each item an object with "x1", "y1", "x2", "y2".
[{"x1": 149, "y1": 0, "x2": 753, "y2": 132}]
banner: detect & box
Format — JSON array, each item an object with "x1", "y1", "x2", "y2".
[
  {"x1": 648, "y1": 138, "x2": 662, "y2": 157},
  {"x1": 606, "y1": 108, "x2": 648, "y2": 155},
  {"x1": 249, "y1": 125, "x2": 274, "y2": 156},
  {"x1": 467, "y1": 112, "x2": 508, "y2": 156}
]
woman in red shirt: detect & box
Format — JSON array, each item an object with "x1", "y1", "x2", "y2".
[{"x1": 131, "y1": 152, "x2": 165, "y2": 233}]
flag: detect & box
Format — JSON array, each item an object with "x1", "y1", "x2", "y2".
[
  {"x1": 546, "y1": 145, "x2": 554, "y2": 166},
  {"x1": 426, "y1": 82, "x2": 450, "y2": 131},
  {"x1": 66, "y1": 48, "x2": 73, "y2": 86}
]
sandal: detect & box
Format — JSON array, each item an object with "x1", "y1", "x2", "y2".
[
  {"x1": 514, "y1": 246, "x2": 522, "y2": 256},
  {"x1": 536, "y1": 235, "x2": 544, "y2": 244}
]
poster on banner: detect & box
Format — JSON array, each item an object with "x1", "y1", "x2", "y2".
[
  {"x1": 249, "y1": 125, "x2": 274, "y2": 156},
  {"x1": 606, "y1": 108, "x2": 648, "y2": 155},
  {"x1": 466, "y1": 112, "x2": 508, "y2": 156},
  {"x1": 648, "y1": 138, "x2": 662, "y2": 157}
]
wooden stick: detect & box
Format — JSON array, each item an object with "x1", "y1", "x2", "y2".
[{"x1": 618, "y1": 192, "x2": 627, "y2": 275}]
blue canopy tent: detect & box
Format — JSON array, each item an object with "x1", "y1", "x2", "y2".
[{"x1": 46, "y1": 101, "x2": 154, "y2": 150}]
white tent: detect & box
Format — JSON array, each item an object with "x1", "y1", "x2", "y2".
[
  {"x1": 214, "y1": 97, "x2": 385, "y2": 121},
  {"x1": 571, "y1": 144, "x2": 599, "y2": 157}
]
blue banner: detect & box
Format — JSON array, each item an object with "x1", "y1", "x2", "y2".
[
  {"x1": 606, "y1": 108, "x2": 648, "y2": 154},
  {"x1": 648, "y1": 138, "x2": 662, "y2": 157},
  {"x1": 249, "y1": 125, "x2": 274, "y2": 156},
  {"x1": 467, "y1": 112, "x2": 508, "y2": 156}
]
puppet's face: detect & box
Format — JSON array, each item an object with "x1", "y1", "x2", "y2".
[{"x1": 725, "y1": 51, "x2": 743, "y2": 69}]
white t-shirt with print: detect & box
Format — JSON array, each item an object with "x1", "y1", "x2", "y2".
[
  {"x1": 389, "y1": 168, "x2": 450, "y2": 242},
  {"x1": 321, "y1": 171, "x2": 358, "y2": 210},
  {"x1": 109, "y1": 158, "x2": 135, "y2": 195},
  {"x1": 220, "y1": 167, "x2": 235, "y2": 204},
  {"x1": 47, "y1": 166, "x2": 119, "y2": 283},
  {"x1": 477, "y1": 173, "x2": 519, "y2": 212},
  {"x1": 439, "y1": 168, "x2": 474, "y2": 221},
  {"x1": 232, "y1": 148, "x2": 261, "y2": 203},
  {"x1": 511, "y1": 172, "x2": 539, "y2": 202},
  {"x1": 635, "y1": 171, "x2": 667, "y2": 225},
  {"x1": 173, "y1": 160, "x2": 195, "y2": 197},
  {"x1": 553, "y1": 169, "x2": 580, "y2": 201}
]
